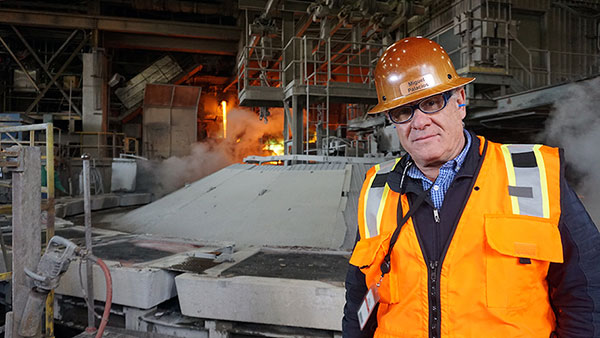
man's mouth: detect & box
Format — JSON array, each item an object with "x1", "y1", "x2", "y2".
[{"x1": 413, "y1": 134, "x2": 436, "y2": 142}]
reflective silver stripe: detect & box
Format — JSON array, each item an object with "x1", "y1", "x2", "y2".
[
  {"x1": 508, "y1": 185, "x2": 533, "y2": 198},
  {"x1": 365, "y1": 186, "x2": 385, "y2": 238},
  {"x1": 377, "y1": 159, "x2": 400, "y2": 174},
  {"x1": 505, "y1": 145, "x2": 545, "y2": 218},
  {"x1": 363, "y1": 158, "x2": 401, "y2": 238}
]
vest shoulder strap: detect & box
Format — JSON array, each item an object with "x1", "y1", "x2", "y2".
[
  {"x1": 499, "y1": 143, "x2": 560, "y2": 219},
  {"x1": 360, "y1": 158, "x2": 402, "y2": 238}
]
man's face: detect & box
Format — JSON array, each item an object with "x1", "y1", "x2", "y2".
[{"x1": 394, "y1": 88, "x2": 467, "y2": 169}]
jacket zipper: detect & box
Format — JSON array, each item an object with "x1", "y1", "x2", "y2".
[
  {"x1": 430, "y1": 209, "x2": 441, "y2": 338},
  {"x1": 433, "y1": 208, "x2": 440, "y2": 223}
]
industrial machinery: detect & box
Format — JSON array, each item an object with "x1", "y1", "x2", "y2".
[{"x1": 19, "y1": 235, "x2": 112, "y2": 338}]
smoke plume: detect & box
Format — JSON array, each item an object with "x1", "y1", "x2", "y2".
[
  {"x1": 538, "y1": 77, "x2": 600, "y2": 226},
  {"x1": 137, "y1": 107, "x2": 283, "y2": 196}
]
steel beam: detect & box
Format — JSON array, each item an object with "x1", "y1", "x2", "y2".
[
  {"x1": 238, "y1": 0, "x2": 308, "y2": 13},
  {"x1": 103, "y1": 32, "x2": 238, "y2": 55},
  {"x1": 243, "y1": 154, "x2": 391, "y2": 164},
  {"x1": 291, "y1": 95, "x2": 303, "y2": 154},
  {"x1": 262, "y1": 0, "x2": 282, "y2": 17},
  {"x1": 11, "y1": 26, "x2": 82, "y2": 116},
  {"x1": 0, "y1": 8, "x2": 240, "y2": 41},
  {"x1": 0, "y1": 35, "x2": 40, "y2": 92},
  {"x1": 185, "y1": 75, "x2": 230, "y2": 85},
  {"x1": 45, "y1": 29, "x2": 79, "y2": 67},
  {"x1": 25, "y1": 34, "x2": 89, "y2": 115}
]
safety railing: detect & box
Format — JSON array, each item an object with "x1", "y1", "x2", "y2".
[
  {"x1": 237, "y1": 36, "x2": 385, "y2": 93},
  {"x1": 0, "y1": 123, "x2": 56, "y2": 197},
  {"x1": 509, "y1": 46, "x2": 600, "y2": 90},
  {"x1": 283, "y1": 36, "x2": 384, "y2": 88},
  {"x1": 63, "y1": 131, "x2": 133, "y2": 159},
  {"x1": 237, "y1": 42, "x2": 284, "y2": 93}
]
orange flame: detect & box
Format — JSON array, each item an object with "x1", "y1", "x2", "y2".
[{"x1": 221, "y1": 100, "x2": 227, "y2": 138}]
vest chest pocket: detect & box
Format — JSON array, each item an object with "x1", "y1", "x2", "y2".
[
  {"x1": 484, "y1": 214, "x2": 563, "y2": 309},
  {"x1": 349, "y1": 233, "x2": 396, "y2": 303}
]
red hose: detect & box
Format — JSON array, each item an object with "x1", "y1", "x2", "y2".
[{"x1": 88, "y1": 255, "x2": 112, "y2": 338}]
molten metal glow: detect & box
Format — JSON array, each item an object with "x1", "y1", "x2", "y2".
[
  {"x1": 264, "y1": 139, "x2": 285, "y2": 156},
  {"x1": 221, "y1": 100, "x2": 227, "y2": 138}
]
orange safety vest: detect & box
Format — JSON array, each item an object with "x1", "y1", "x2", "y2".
[{"x1": 349, "y1": 137, "x2": 563, "y2": 338}]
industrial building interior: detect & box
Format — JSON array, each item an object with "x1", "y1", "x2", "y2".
[{"x1": 0, "y1": 0, "x2": 599, "y2": 337}]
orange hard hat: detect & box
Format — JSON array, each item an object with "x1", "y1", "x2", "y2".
[{"x1": 368, "y1": 37, "x2": 475, "y2": 114}]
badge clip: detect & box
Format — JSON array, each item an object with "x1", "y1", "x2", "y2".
[{"x1": 357, "y1": 278, "x2": 382, "y2": 330}]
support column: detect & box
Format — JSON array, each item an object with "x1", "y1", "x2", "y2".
[
  {"x1": 281, "y1": 12, "x2": 295, "y2": 87},
  {"x1": 283, "y1": 99, "x2": 291, "y2": 154},
  {"x1": 291, "y1": 95, "x2": 303, "y2": 155},
  {"x1": 11, "y1": 146, "x2": 42, "y2": 338},
  {"x1": 82, "y1": 51, "x2": 107, "y2": 158}
]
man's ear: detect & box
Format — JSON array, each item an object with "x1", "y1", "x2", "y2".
[{"x1": 456, "y1": 87, "x2": 467, "y2": 119}]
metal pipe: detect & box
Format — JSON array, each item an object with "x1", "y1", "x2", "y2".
[
  {"x1": 304, "y1": 37, "x2": 309, "y2": 155},
  {"x1": 81, "y1": 153, "x2": 95, "y2": 332},
  {"x1": 0, "y1": 123, "x2": 52, "y2": 132},
  {"x1": 0, "y1": 34, "x2": 40, "y2": 92}
]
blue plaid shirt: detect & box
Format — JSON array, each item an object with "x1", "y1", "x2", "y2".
[{"x1": 406, "y1": 131, "x2": 471, "y2": 209}]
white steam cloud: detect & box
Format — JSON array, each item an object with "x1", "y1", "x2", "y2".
[
  {"x1": 137, "y1": 107, "x2": 283, "y2": 196},
  {"x1": 538, "y1": 77, "x2": 600, "y2": 226}
]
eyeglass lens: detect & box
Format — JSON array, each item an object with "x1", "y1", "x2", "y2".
[{"x1": 388, "y1": 94, "x2": 447, "y2": 123}]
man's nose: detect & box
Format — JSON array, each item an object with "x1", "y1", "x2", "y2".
[{"x1": 410, "y1": 109, "x2": 431, "y2": 129}]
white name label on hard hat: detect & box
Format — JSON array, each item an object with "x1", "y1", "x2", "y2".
[
  {"x1": 399, "y1": 74, "x2": 435, "y2": 96},
  {"x1": 358, "y1": 284, "x2": 381, "y2": 330}
]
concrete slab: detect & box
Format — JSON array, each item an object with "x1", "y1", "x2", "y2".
[
  {"x1": 54, "y1": 203, "x2": 67, "y2": 218},
  {"x1": 113, "y1": 164, "x2": 353, "y2": 249},
  {"x1": 55, "y1": 259, "x2": 177, "y2": 309},
  {"x1": 175, "y1": 273, "x2": 345, "y2": 331},
  {"x1": 118, "y1": 193, "x2": 153, "y2": 206},
  {"x1": 90, "y1": 194, "x2": 120, "y2": 210},
  {"x1": 55, "y1": 234, "x2": 229, "y2": 309},
  {"x1": 55, "y1": 193, "x2": 152, "y2": 218},
  {"x1": 59, "y1": 198, "x2": 84, "y2": 216}
]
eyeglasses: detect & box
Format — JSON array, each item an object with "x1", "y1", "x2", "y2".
[{"x1": 387, "y1": 90, "x2": 455, "y2": 124}]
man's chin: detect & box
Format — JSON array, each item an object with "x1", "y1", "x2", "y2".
[{"x1": 410, "y1": 152, "x2": 445, "y2": 167}]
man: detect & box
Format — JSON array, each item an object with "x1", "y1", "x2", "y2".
[{"x1": 343, "y1": 37, "x2": 600, "y2": 337}]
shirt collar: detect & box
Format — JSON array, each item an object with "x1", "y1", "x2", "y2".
[{"x1": 387, "y1": 130, "x2": 481, "y2": 194}]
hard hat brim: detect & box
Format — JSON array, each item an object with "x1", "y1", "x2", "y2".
[{"x1": 368, "y1": 76, "x2": 475, "y2": 115}]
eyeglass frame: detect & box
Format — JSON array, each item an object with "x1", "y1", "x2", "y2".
[{"x1": 386, "y1": 90, "x2": 460, "y2": 124}]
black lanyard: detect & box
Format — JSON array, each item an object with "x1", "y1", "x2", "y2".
[{"x1": 379, "y1": 167, "x2": 431, "y2": 278}]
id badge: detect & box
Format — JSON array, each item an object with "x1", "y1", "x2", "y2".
[{"x1": 357, "y1": 285, "x2": 380, "y2": 330}]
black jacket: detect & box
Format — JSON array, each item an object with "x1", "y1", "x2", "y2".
[{"x1": 343, "y1": 133, "x2": 600, "y2": 337}]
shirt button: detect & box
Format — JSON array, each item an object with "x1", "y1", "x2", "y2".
[{"x1": 433, "y1": 185, "x2": 440, "y2": 191}]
